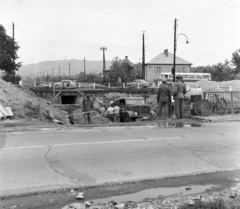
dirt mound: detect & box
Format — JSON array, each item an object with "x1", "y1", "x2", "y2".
[{"x1": 0, "y1": 78, "x2": 69, "y2": 125}]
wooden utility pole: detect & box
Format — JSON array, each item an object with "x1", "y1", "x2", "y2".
[
  {"x1": 12, "y1": 22, "x2": 15, "y2": 84},
  {"x1": 69, "y1": 63, "x2": 71, "y2": 80},
  {"x1": 84, "y1": 57, "x2": 86, "y2": 82},
  {"x1": 142, "y1": 31, "x2": 145, "y2": 80},
  {"x1": 173, "y1": 18, "x2": 177, "y2": 83},
  {"x1": 100, "y1": 47, "x2": 107, "y2": 83},
  {"x1": 59, "y1": 66, "x2": 60, "y2": 80}
]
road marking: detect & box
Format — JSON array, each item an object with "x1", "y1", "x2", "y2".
[{"x1": 2, "y1": 137, "x2": 181, "y2": 150}]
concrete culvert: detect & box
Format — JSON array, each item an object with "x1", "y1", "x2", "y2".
[{"x1": 61, "y1": 96, "x2": 78, "y2": 104}]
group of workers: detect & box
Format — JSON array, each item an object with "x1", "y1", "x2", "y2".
[
  {"x1": 81, "y1": 94, "x2": 120, "y2": 124},
  {"x1": 157, "y1": 75, "x2": 186, "y2": 119},
  {"x1": 82, "y1": 75, "x2": 186, "y2": 124}
]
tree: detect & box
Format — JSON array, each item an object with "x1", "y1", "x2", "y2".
[
  {"x1": 108, "y1": 56, "x2": 142, "y2": 82},
  {"x1": 231, "y1": 48, "x2": 240, "y2": 79},
  {"x1": 208, "y1": 60, "x2": 233, "y2": 81},
  {"x1": 0, "y1": 24, "x2": 22, "y2": 82},
  {"x1": 2, "y1": 73, "x2": 21, "y2": 83}
]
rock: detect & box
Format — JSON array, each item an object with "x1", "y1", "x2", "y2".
[
  {"x1": 70, "y1": 189, "x2": 75, "y2": 193},
  {"x1": 115, "y1": 203, "x2": 125, "y2": 209},
  {"x1": 76, "y1": 192, "x2": 85, "y2": 199},
  {"x1": 187, "y1": 199, "x2": 195, "y2": 206},
  {"x1": 85, "y1": 201, "x2": 91, "y2": 207},
  {"x1": 185, "y1": 186, "x2": 192, "y2": 190},
  {"x1": 62, "y1": 203, "x2": 86, "y2": 209},
  {"x1": 147, "y1": 205, "x2": 154, "y2": 209},
  {"x1": 229, "y1": 192, "x2": 237, "y2": 198}
]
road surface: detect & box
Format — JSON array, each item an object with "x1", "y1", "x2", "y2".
[{"x1": 0, "y1": 121, "x2": 240, "y2": 197}]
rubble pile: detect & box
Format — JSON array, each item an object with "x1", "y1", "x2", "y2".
[
  {"x1": 0, "y1": 78, "x2": 69, "y2": 125},
  {"x1": 62, "y1": 184, "x2": 240, "y2": 209}
]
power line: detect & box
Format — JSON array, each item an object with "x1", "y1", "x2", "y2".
[
  {"x1": 179, "y1": 0, "x2": 234, "y2": 20},
  {"x1": 180, "y1": 3, "x2": 240, "y2": 25}
]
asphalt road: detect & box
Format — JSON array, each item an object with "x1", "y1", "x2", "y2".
[{"x1": 0, "y1": 122, "x2": 240, "y2": 197}]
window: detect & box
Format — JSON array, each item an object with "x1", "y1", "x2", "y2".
[{"x1": 156, "y1": 67, "x2": 161, "y2": 74}]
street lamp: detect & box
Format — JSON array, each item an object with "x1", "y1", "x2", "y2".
[{"x1": 173, "y1": 33, "x2": 189, "y2": 82}]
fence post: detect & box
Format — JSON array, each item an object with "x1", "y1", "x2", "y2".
[
  {"x1": 138, "y1": 83, "x2": 140, "y2": 89},
  {"x1": 108, "y1": 83, "x2": 110, "y2": 88},
  {"x1": 34, "y1": 83, "x2": 36, "y2": 88},
  {"x1": 79, "y1": 83, "x2": 81, "y2": 89},
  {"x1": 93, "y1": 83, "x2": 95, "y2": 89},
  {"x1": 230, "y1": 92, "x2": 234, "y2": 114},
  {"x1": 152, "y1": 83, "x2": 154, "y2": 88},
  {"x1": 123, "y1": 83, "x2": 125, "y2": 88}
]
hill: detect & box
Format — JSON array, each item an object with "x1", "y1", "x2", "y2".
[{"x1": 18, "y1": 59, "x2": 112, "y2": 77}]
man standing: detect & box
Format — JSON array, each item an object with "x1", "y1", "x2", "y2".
[
  {"x1": 157, "y1": 79, "x2": 171, "y2": 119},
  {"x1": 173, "y1": 76, "x2": 186, "y2": 119},
  {"x1": 113, "y1": 104, "x2": 120, "y2": 122},
  {"x1": 105, "y1": 104, "x2": 114, "y2": 122},
  {"x1": 82, "y1": 94, "x2": 94, "y2": 124}
]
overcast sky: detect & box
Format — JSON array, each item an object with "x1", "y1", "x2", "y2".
[{"x1": 1, "y1": 0, "x2": 240, "y2": 66}]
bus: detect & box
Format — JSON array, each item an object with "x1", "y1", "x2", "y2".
[{"x1": 160, "y1": 72, "x2": 211, "y2": 82}]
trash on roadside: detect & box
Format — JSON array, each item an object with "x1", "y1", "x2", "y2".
[{"x1": 76, "y1": 192, "x2": 85, "y2": 199}]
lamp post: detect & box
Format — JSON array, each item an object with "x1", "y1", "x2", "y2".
[{"x1": 173, "y1": 32, "x2": 189, "y2": 82}]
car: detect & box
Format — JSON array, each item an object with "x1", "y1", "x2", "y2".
[
  {"x1": 54, "y1": 80, "x2": 77, "y2": 88},
  {"x1": 126, "y1": 79, "x2": 150, "y2": 88},
  {"x1": 110, "y1": 97, "x2": 152, "y2": 122}
]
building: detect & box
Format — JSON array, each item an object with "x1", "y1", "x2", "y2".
[{"x1": 145, "y1": 50, "x2": 192, "y2": 82}]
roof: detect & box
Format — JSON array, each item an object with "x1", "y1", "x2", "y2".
[
  {"x1": 120, "y1": 56, "x2": 134, "y2": 68},
  {"x1": 146, "y1": 52, "x2": 192, "y2": 65}
]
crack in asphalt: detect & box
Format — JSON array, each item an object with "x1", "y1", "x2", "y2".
[
  {"x1": 158, "y1": 138, "x2": 222, "y2": 169},
  {"x1": 44, "y1": 146, "x2": 86, "y2": 187},
  {"x1": 185, "y1": 127, "x2": 225, "y2": 135}
]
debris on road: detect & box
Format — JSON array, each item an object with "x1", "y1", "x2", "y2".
[
  {"x1": 76, "y1": 192, "x2": 85, "y2": 199},
  {"x1": 62, "y1": 202, "x2": 86, "y2": 209}
]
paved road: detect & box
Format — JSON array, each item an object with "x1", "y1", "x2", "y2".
[{"x1": 0, "y1": 122, "x2": 240, "y2": 196}]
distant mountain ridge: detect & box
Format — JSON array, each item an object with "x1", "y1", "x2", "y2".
[{"x1": 19, "y1": 59, "x2": 112, "y2": 77}]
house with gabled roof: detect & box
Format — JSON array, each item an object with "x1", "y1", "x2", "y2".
[{"x1": 145, "y1": 49, "x2": 192, "y2": 82}]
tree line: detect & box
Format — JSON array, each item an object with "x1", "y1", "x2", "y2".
[
  {"x1": 0, "y1": 24, "x2": 21, "y2": 83},
  {"x1": 191, "y1": 49, "x2": 240, "y2": 81}
]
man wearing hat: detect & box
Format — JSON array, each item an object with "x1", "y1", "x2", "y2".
[
  {"x1": 173, "y1": 76, "x2": 185, "y2": 119},
  {"x1": 82, "y1": 94, "x2": 94, "y2": 124},
  {"x1": 157, "y1": 78, "x2": 171, "y2": 119}
]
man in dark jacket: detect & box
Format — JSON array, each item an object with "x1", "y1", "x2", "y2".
[
  {"x1": 157, "y1": 79, "x2": 171, "y2": 119},
  {"x1": 82, "y1": 94, "x2": 94, "y2": 124},
  {"x1": 173, "y1": 76, "x2": 186, "y2": 119}
]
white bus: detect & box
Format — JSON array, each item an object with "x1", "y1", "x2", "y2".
[{"x1": 160, "y1": 72, "x2": 211, "y2": 82}]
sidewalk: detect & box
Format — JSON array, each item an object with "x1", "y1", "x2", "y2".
[{"x1": 193, "y1": 113, "x2": 240, "y2": 122}]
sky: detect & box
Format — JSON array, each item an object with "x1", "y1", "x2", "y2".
[{"x1": 1, "y1": 0, "x2": 240, "y2": 67}]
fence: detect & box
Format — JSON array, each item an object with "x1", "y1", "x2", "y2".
[{"x1": 203, "y1": 91, "x2": 240, "y2": 113}]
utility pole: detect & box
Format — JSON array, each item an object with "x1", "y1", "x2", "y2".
[
  {"x1": 100, "y1": 47, "x2": 107, "y2": 83},
  {"x1": 58, "y1": 66, "x2": 60, "y2": 81},
  {"x1": 84, "y1": 57, "x2": 86, "y2": 82},
  {"x1": 69, "y1": 63, "x2": 70, "y2": 80},
  {"x1": 142, "y1": 31, "x2": 145, "y2": 80},
  {"x1": 52, "y1": 68, "x2": 53, "y2": 80},
  {"x1": 173, "y1": 18, "x2": 177, "y2": 83},
  {"x1": 12, "y1": 22, "x2": 15, "y2": 84}
]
